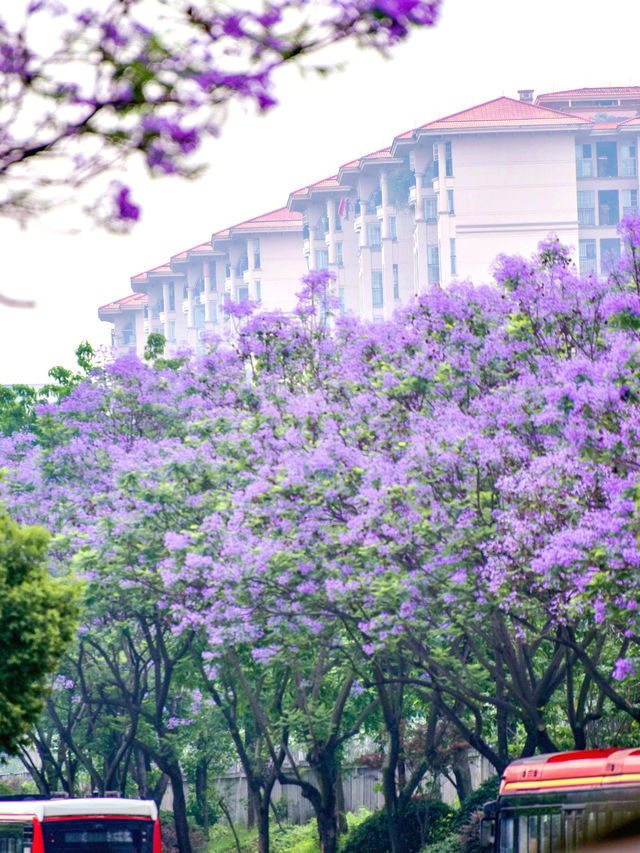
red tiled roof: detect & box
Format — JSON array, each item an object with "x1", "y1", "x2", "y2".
[
  {"x1": 147, "y1": 264, "x2": 173, "y2": 276},
  {"x1": 99, "y1": 292, "x2": 147, "y2": 314},
  {"x1": 393, "y1": 96, "x2": 592, "y2": 144},
  {"x1": 340, "y1": 146, "x2": 399, "y2": 171},
  {"x1": 213, "y1": 206, "x2": 302, "y2": 239},
  {"x1": 414, "y1": 97, "x2": 592, "y2": 134},
  {"x1": 130, "y1": 261, "x2": 172, "y2": 283},
  {"x1": 537, "y1": 86, "x2": 640, "y2": 100},
  {"x1": 290, "y1": 175, "x2": 340, "y2": 198},
  {"x1": 170, "y1": 241, "x2": 211, "y2": 262}
]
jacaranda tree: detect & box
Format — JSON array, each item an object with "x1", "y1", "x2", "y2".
[{"x1": 3, "y1": 218, "x2": 640, "y2": 851}]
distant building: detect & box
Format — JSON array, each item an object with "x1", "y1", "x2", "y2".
[{"x1": 100, "y1": 86, "x2": 640, "y2": 355}]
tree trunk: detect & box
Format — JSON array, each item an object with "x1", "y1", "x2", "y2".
[
  {"x1": 168, "y1": 766, "x2": 192, "y2": 853},
  {"x1": 195, "y1": 758, "x2": 209, "y2": 835},
  {"x1": 335, "y1": 770, "x2": 348, "y2": 836},
  {"x1": 316, "y1": 806, "x2": 339, "y2": 853},
  {"x1": 451, "y1": 745, "x2": 472, "y2": 803},
  {"x1": 257, "y1": 795, "x2": 270, "y2": 853},
  {"x1": 381, "y1": 721, "x2": 402, "y2": 853}
]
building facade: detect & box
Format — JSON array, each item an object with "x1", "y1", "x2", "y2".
[{"x1": 100, "y1": 86, "x2": 640, "y2": 356}]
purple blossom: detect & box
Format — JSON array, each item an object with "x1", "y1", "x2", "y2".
[{"x1": 612, "y1": 658, "x2": 636, "y2": 681}]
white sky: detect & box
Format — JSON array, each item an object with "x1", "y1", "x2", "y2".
[{"x1": 1, "y1": 0, "x2": 639, "y2": 384}]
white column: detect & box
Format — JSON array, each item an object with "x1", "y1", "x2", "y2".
[{"x1": 162, "y1": 281, "x2": 170, "y2": 339}]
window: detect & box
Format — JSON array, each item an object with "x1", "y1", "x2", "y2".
[
  {"x1": 623, "y1": 188, "x2": 638, "y2": 215},
  {"x1": 339, "y1": 286, "x2": 345, "y2": 316},
  {"x1": 253, "y1": 238, "x2": 261, "y2": 269},
  {"x1": 596, "y1": 141, "x2": 617, "y2": 177},
  {"x1": 336, "y1": 242, "x2": 343, "y2": 266},
  {"x1": 427, "y1": 244, "x2": 440, "y2": 284},
  {"x1": 424, "y1": 197, "x2": 437, "y2": 222},
  {"x1": 121, "y1": 323, "x2": 136, "y2": 346},
  {"x1": 372, "y1": 270, "x2": 384, "y2": 307},
  {"x1": 236, "y1": 254, "x2": 248, "y2": 275},
  {"x1": 183, "y1": 284, "x2": 188, "y2": 298},
  {"x1": 577, "y1": 190, "x2": 595, "y2": 226},
  {"x1": 237, "y1": 284, "x2": 249, "y2": 302},
  {"x1": 255, "y1": 280, "x2": 262, "y2": 303},
  {"x1": 389, "y1": 215, "x2": 397, "y2": 240},
  {"x1": 210, "y1": 301, "x2": 218, "y2": 323},
  {"x1": 168, "y1": 281, "x2": 175, "y2": 311},
  {"x1": 621, "y1": 142, "x2": 637, "y2": 177},
  {"x1": 335, "y1": 201, "x2": 343, "y2": 231},
  {"x1": 393, "y1": 264, "x2": 399, "y2": 300},
  {"x1": 432, "y1": 142, "x2": 439, "y2": 177},
  {"x1": 579, "y1": 239, "x2": 597, "y2": 274},
  {"x1": 225, "y1": 263, "x2": 231, "y2": 278},
  {"x1": 315, "y1": 249, "x2": 329, "y2": 270},
  {"x1": 445, "y1": 141, "x2": 453, "y2": 177},
  {"x1": 575, "y1": 142, "x2": 593, "y2": 178},
  {"x1": 450, "y1": 238, "x2": 457, "y2": 276},
  {"x1": 367, "y1": 223, "x2": 382, "y2": 248},
  {"x1": 598, "y1": 189, "x2": 619, "y2": 225},
  {"x1": 600, "y1": 238, "x2": 621, "y2": 273},
  {"x1": 447, "y1": 189, "x2": 455, "y2": 214}
]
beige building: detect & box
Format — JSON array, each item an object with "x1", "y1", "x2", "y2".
[{"x1": 100, "y1": 86, "x2": 640, "y2": 353}]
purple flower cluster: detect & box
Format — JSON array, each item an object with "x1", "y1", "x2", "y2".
[{"x1": 4, "y1": 218, "x2": 640, "y2": 763}]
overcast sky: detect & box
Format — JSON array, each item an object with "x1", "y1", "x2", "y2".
[{"x1": 1, "y1": 0, "x2": 638, "y2": 384}]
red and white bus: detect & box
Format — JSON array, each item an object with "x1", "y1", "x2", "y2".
[
  {"x1": 0, "y1": 798, "x2": 161, "y2": 853},
  {"x1": 480, "y1": 748, "x2": 640, "y2": 852}
]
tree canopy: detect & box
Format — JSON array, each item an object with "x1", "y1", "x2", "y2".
[
  {"x1": 3, "y1": 219, "x2": 640, "y2": 851},
  {"x1": 0, "y1": 511, "x2": 78, "y2": 753}
]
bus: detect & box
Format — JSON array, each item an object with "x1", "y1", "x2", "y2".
[
  {"x1": 480, "y1": 748, "x2": 640, "y2": 852},
  {"x1": 0, "y1": 798, "x2": 161, "y2": 853}
]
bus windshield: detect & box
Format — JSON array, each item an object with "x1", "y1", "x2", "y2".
[{"x1": 42, "y1": 819, "x2": 154, "y2": 853}]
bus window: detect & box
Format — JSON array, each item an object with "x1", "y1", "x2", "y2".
[
  {"x1": 0, "y1": 823, "x2": 26, "y2": 853},
  {"x1": 43, "y1": 819, "x2": 153, "y2": 853},
  {"x1": 499, "y1": 814, "x2": 514, "y2": 853},
  {"x1": 540, "y1": 814, "x2": 551, "y2": 853}
]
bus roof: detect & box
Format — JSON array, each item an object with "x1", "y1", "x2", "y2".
[
  {"x1": 0, "y1": 798, "x2": 158, "y2": 822},
  {"x1": 500, "y1": 748, "x2": 640, "y2": 794}
]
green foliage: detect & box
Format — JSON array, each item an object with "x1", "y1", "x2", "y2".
[
  {"x1": 0, "y1": 511, "x2": 79, "y2": 753},
  {"x1": 144, "y1": 332, "x2": 167, "y2": 361},
  {"x1": 271, "y1": 820, "x2": 320, "y2": 853},
  {"x1": 40, "y1": 342, "x2": 95, "y2": 402},
  {"x1": 0, "y1": 384, "x2": 38, "y2": 435},
  {"x1": 420, "y1": 836, "x2": 461, "y2": 853},
  {"x1": 452, "y1": 776, "x2": 500, "y2": 830},
  {"x1": 208, "y1": 824, "x2": 259, "y2": 853},
  {"x1": 340, "y1": 800, "x2": 453, "y2": 853}
]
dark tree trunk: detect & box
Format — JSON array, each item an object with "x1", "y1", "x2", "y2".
[
  {"x1": 381, "y1": 719, "x2": 403, "y2": 853},
  {"x1": 257, "y1": 795, "x2": 270, "y2": 853},
  {"x1": 195, "y1": 758, "x2": 209, "y2": 835},
  {"x1": 247, "y1": 787, "x2": 258, "y2": 830},
  {"x1": 335, "y1": 770, "x2": 348, "y2": 836},
  {"x1": 168, "y1": 765, "x2": 192, "y2": 853},
  {"x1": 451, "y1": 745, "x2": 472, "y2": 802}
]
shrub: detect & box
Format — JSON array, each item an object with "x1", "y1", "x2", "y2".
[
  {"x1": 453, "y1": 776, "x2": 500, "y2": 830},
  {"x1": 421, "y1": 835, "x2": 462, "y2": 853},
  {"x1": 271, "y1": 820, "x2": 320, "y2": 853},
  {"x1": 340, "y1": 799, "x2": 453, "y2": 853},
  {"x1": 159, "y1": 812, "x2": 208, "y2": 853}
]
